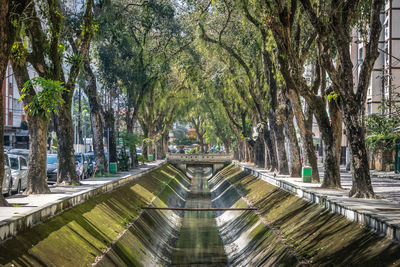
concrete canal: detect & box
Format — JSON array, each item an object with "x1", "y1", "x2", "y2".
[
  {"x1": 171, "y1": 167, "x2": 227, "y2": 265},
  {"x1": 1, "y1": 163, "x2": 400, "y2": 266}
]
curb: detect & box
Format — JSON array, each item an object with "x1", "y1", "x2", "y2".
[
  {"x1": 0, "y1": 162, "x2": 166, "y2": 243},
  {"x1": 234, "y1": 162, "x2": 400, "y2": 242}
]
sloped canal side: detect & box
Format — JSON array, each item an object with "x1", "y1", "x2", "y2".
[
  {"x1": 171, "y1": 167, "x2": 228, "y2": 266},
  {"x1": 0, "y1": 164, "x2": 191, "y2": 266},
  {"x1": 210, "y1": 164, "x2": 400, "y2": 266},
  {"x1": 2, "y1": 163, "x2": 400, "y2": 266},
  {"x1": 210, "y1": 167, "x2": 301, "y2": 266}
]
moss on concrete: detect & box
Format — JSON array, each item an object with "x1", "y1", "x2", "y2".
[
  {"x1": 0, "y1": 164, "x2": 186, "y2": 266},
  {"x1": 215, "y1": 164, "x2": 400, "y2": 266}
]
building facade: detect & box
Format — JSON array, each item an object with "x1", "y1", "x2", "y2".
[
  {"x1": 354, "y1": 0, "x2": 400, "y2": 115},
  {"x1": 2, "y1": 62, "x2": 27, "y2": 149}
]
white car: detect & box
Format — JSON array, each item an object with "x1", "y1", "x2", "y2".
[
  {"x1": 8, "y1": 154, "x2": 28, "y2": 194},
  {"x1": 2, "y1": 153, "x2": 12, "y2": 196}
]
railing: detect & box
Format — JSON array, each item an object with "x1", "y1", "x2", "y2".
[{"x1": 166, "y1": 153, "x2": 234, "y2": 163}]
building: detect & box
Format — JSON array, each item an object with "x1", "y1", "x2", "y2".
[
  {"x1": 2, "y1": 62, "x2": 27, "y2": 149},
  {"x1": 353, "y1": 0, "x2": 400, "y2": 116}
]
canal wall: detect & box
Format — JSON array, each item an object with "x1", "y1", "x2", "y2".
[
  {"x1": 210, "y1": 164, "x2": 400, "y2": 266},
  {"x1": 1, "y1": 163, "x2": 400, "y2": 266},
  {"x1": 0, "y1": 164, "x2": 190, "y2": 266}
]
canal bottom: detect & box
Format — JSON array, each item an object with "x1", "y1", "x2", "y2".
[{"x1": 171, "y1": 167, "x2": 228, "y2": 266}]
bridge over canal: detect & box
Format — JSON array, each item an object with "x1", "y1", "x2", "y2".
[{"x1": 166, "y1": 152, "x2": 233, "y2": 174}]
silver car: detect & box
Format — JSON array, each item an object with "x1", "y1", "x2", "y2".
[
  {"x1": 9, "y1": 154, "x2": 28, "y2": 194},
  {"x1": 2, "y1": 153, "x2": 12, "y2": 196}
]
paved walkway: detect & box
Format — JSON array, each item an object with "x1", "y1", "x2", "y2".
[
  {"x1": 238, "y1": 162, "x2": 400, "y2": 240},
  {"x1": 0, "y1": 161, "x2": 164, "y2": 222},
  {"x1": 335, "y1": 168, "x2": 400, "y2": 204}
]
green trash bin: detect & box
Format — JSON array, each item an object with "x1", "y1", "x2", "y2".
[
  {"x1": 302, "y1": 166, "x2": 312, "y2": 183},
  {"x1": 109, "y1": 162, "x2": 117, "y2": 174},
  {"x1": 148, "y1": 154, "x2": 153, "y2": 161}
]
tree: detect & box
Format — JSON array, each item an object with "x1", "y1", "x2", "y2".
[
  {"x1": 97, "y1": 0, "x2": 186, "y2": 166},
  {"x1": 197, "y1": 2, "x2": 289, "y2": 170},
  {"x1": 82, "y1": 58, "x2": 107, "y2": 173},
  {"x1": 300, "y1": 0, "x2": 384, "y2": 197},
  {"x1": 11, "y1": 72, "x2": 65, "y2": 194},
  {"x1": 241, "y1": 0, "x2": 342, "y2": 186},
  {"x1": 15, "y1": 0, "x2": 95, "y2": 186},
  {"x1": 0, "y1": 0, "x2": 30, "y2": 205},
  {"x1": 54, "y1": 0, "x2": 95, "y2": 184}
]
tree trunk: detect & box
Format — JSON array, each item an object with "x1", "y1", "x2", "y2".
[
  {"x1": 238, "y1": 139, "x2": 245, "y2": 161},
  {"x1": 83, "y1": 60, "x2": 106, "y2": 173},
  {"x1": 109, "y1": 119, "x2": 117, "y2": 164},
  {"x1": 104, "y1": 109, "x2": 117, "y2": 165},
  {"x1": 12, "y1": 60, "x2": 50, "y2": 194},
  {"x1": 147, "y1": 129, "x2": 154, "y2": 160},
  {"x1": 313, "y1": 109, "x2": 341, "y2": 188},
  {"x1": 284, "y1": 119, "x2": 302, "y2": 177},
  {"x1": 288, "y1": 90, "x2": 320, "y2": 181},
  {"x1": 329, "y1": 100, "x2": 343, "y2": 172},
  {"x1": 272, "y1": 121, "x2": 289, "y2": 174},
  {"x1": 280, "y1": 93, "x2": 302, "y2": 177},
  {"x1": 224, "y1": 137, "x2": 232, "y2": 153},
  {"x1": 55, "y1": 105, "x2": 77, "y2": 184},
  {"x1": 344, "y1": 106, "x2": 375, "y2": 198},
  {"x1": 199, "y1": 135, "x2": 205, "y2": 153},
  {"x1": 0, "y1": 0, "x2": 25, "y2": 205},
  {"x1": 90, "y1": 112, "x2": 105, "y2": 173},
  {"x1": 162, "y1": 133, "x2": 168, "y2": 157},
  {"x1": 25, "y1": 116, "x2": 51, "y2": 194},
  {"x1": 126, "y1": 110, "x2": 138, "y2": 168},
  {"x1": 254, "y1": 137, "x2": 265, "y2": 168},
  {"x1": 245, "y1": 140, "x2": 255, "y2": 163},
  {"x1": 262, "y1": 127, "x2": 277, "y2": 171}
]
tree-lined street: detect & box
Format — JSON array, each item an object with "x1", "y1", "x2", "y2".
[{"x1": 0, "y1": 0, "x2": 399, "y2": 222}]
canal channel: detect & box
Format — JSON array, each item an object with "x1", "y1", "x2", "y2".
[{"x1": 171, "y1": 167, "x2": 228, "y2": 265}]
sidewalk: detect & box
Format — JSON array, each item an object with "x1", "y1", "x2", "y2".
[
  {"x1": 236, "y1": 162, "x2": 400, "y2": 241},
  {"x1": 370, "y1": 169, "x2": 400, "y2": 180},
  {"x1": 337, "y1": 165, "x2": 400, "y2": 204},
  {"x1": 0, "y1": 161, "x2": 164, "y2": 242}
]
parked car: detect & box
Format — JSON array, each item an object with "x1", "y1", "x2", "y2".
[
  {"x1": 8, "y1": 153, "x2": 28, "y2": 194},
  {"x1": 2, "y1": 153, "x2": 12, "y2": 196},
  {"x1": 46, "y1": 154, "x2": 58, "y2": 184},
  {"x1": 74, "y1": 152, "x2": 88, "y2": 180},
  {"x1": 84, "y1": 152, "x2": 95, "y2": 177}
]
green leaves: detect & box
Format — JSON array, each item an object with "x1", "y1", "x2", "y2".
[
  {"x1": 327, "y1": 91, "x2": 338, "y2": 102},
  {"x1": 11, "y1": 42, "x2": 27, "y2": 66},
  {"x1": 19, "y1": 77, "x2": 67, "y2": 118},
  {"x1": 365, "y1": 114, "x2": 400, "y2": 152}
]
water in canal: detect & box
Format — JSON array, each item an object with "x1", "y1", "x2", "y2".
[{"x1": 171, "y1": 167, "x2": 228, "y2": 266}]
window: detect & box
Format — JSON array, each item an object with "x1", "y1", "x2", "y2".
[
  {"x1": 20, "y1": 157, "x2": 27, "y2": 168},
  {"x1": 74, "y1": 154, "x2": 83, "y2": 163},
  {"x1": 8, "y1": 111, "x2": 12, "y2": 125},
  {"x1": 10, "y1": 157, "x2": 18, "y2": 170},
  {"x1": 47, "y1": 155, "x2": 57, "y2": 164},
  {"x1": 358, "y1": 47, "x2": 364, "y2": 64}
]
